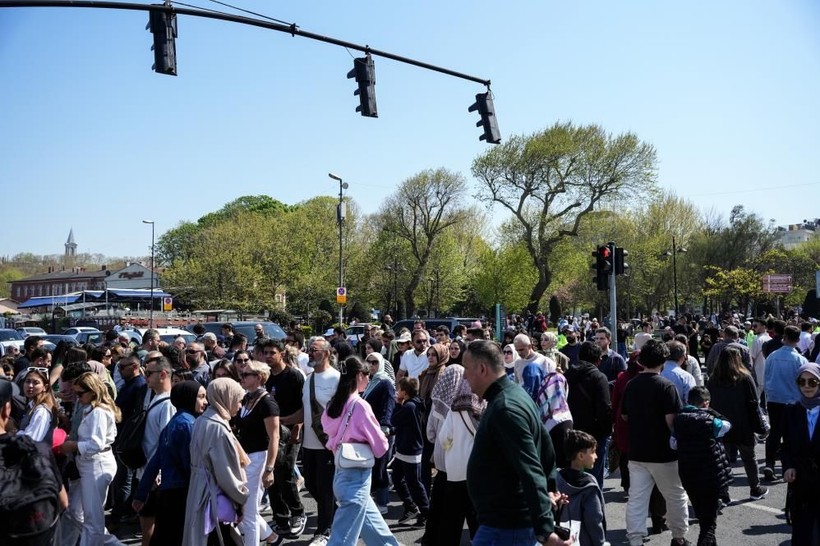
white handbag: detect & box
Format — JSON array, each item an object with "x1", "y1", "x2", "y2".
[{"x1": 334, "y1": 402, "x2": 375, "y2": 469}]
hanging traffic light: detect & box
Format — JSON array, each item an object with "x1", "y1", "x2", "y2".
[
  {"x1": 468, "y1": 92, "x2": 501, "y2": 144},
  {"x1": 615, "y1": 247, "x2": 628, "y2": 275},
  {"x1": 347, "y1": 54, "x2": 378, "y2": 118},
  {"x1": 147, "y1": 9, "x2": 177, "y2": 76}
]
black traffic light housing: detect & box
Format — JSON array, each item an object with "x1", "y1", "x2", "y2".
[
  {"x1": 615, "y1": 247, "x2": 628, "y2": 275},
  {"x1": 347, "y1": 54, "x2": 378, "y2": 118},
  {"x1": 468, "y1": 92, "x2": 501, "y2": 144},
  {"x1": 147, "y1": 9, "x2": 177, "y2": 76},
  {"x1": 592, "y1": 244, "x2": 613, "y2": 291}
]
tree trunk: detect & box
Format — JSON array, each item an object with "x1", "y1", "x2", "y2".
[{"x1": 526, "y1": 267, "x2": 552, "y2": 314}]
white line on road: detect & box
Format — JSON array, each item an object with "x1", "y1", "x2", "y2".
[{"x1": 739, "y1": 502, "x2": 782, "y2": 515}]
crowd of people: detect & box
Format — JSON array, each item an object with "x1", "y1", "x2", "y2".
[{"x1": 0, "y1": 311, "x2": 818, "y2": 546}]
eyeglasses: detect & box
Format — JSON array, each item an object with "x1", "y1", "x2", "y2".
[
  {"x1": 26, "y1": 367, "x2": 50, "y2": 379},
  {"x1": 366, "y1": 359, "x2": 379, "y2": 364},
  {"x1": 144, "y1": 369, "x2": 161, "y2": 377},
  {"x1": 186, "y1": 349, "x2": 201, "y2": 354},
  {"x1": 414, "y1": 339, "x2": 429, "y2": 345},
  {"x1": 503, "y1": 350, "x2": 513, "y2": 355},
  {"x1": 308, "y1": 348, "x2": 322, "y2": 353},
  {"x1": 235, "y1": 358, "x2": 250, "y2": 363},
  {"x1": 797, "y1": 377, "x2": 820, "y2": 388},
  {"x1": 240, "y1": 372, "x2": 258, "y2": 379},
  {"x1": 103, "y1": 353, "x2": 112, "y2": 358}
]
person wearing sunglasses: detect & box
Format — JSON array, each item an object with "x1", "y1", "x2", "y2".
[
  {"x1": 780, "y1": 362, "x2": 820, "y2": 544},
  {"x1": 19, "y1": 367, "x2": 60, "y2": 444},
  {"x1": 186, "y1": 342, "x2": 211, "y2": 388}
]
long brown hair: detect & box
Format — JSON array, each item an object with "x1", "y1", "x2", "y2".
[
  {"x1": 711, "y1": 346, "x2": 750, "y2": 385},
  {"x1": 23, "y1": 369, "x2": 59, "y2": 422}
]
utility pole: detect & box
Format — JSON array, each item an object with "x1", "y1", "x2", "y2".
[
  {"x1": 329, "y1": 173, "x2": 347, "y2": 326},
  {"x1": 609, "y1": 241, "x2": 617, "y2": 335}
]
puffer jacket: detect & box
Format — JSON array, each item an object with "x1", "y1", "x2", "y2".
[{"x1": 672, "y1": 406, "x2": 732, "y2": 492}]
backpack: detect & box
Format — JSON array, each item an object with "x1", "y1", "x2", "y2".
[
  {"x1": 115, "y1": 394, "x2": 167, "y2": 470},
  {"x1": 0, "y1": 434, "x2": 61, "y2": 545}
]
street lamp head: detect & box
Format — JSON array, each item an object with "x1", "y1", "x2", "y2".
[
  {"x1": 142, "y1": 219, "x2": 154, "y2": 225},
  {"x1": 677, "y1": 247, "x2": 688, "y2": 254},
  {"x1": 328, "y1": 173, "x2": 342, "y2": 182}
]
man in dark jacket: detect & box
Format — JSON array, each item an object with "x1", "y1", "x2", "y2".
[
  {"x1": 463, "y1": 340, "x2": 570, "y2": 546},
  {"x1": 566, "y1": 341, "x2": 613, "y2": 487}
]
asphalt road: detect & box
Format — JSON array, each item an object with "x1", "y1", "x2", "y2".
[{"x1": 114, "y1": 441, "x2": 792, "y2": 545}]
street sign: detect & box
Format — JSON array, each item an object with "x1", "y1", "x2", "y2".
[
  {"x1": 762, "y1": 274, "x2": 792, "y2": 294},
  {"x1": 162, "y1": 296, "x2": 173, "y2": 311},
  {"x1": 336, "y1": 286, "x2": 347, "y2": 305}
]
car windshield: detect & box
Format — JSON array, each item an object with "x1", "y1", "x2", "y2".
[{"x1": 0, "y1": 331, "x2": 21, "y2": 341}]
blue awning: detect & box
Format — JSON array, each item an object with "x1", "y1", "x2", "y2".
[{"x1": 18, "y1": 294, "x2": 82, "y2": 309}]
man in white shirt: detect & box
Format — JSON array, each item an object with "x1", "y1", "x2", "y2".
[
  {"x1": 750, "y1": 317, "x2": 771, "y2": 397},
  {"x1": 135, "y1": 353, "x2": 175, "y2": 546},
  {"x1": 397, "y1": 330, "x2": 430, "y2": 381},
  {"x1": 296, "y1": 339, "x2": 340, "y2": 545},
  {"x1": 798, "y1": 322, "x2": 813, "y2": 354},
  {"x1": 512, "y1": 333, "x2": 553, "y2": 384}
]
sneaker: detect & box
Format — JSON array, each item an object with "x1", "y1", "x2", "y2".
[
  {"x1": 762, "y1": 466, "x2": 776, "y2": 482},
  {"x1": 398, "y1": 508, "x2": 420, "y2": 524},
  {"x1": 750, "y1": 486, "x2": 769, "y2": 500},
  {"x1": 289, "y1": 514, "x2": 307, "y2": 537},
  {"x1": 414, "y1": 514, "x2": 427, "y2": 528},
  {"x1": 308, "y1": 536, "x2": 329, "y2": 546}
]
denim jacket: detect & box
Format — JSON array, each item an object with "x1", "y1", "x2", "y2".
[{"x1": 135, "y1": 410, "x2": 196, "y2": 501}]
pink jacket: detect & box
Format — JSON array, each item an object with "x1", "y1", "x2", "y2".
[{"x1": 321, "y1": 395, "x2": 389, "y2": 458}]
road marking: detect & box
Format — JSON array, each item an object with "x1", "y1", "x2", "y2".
[{"x1": 740, "y1": 502, "x2": 782, "y2": 515}]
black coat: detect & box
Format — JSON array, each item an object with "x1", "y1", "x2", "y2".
[
  {"x1": 565, "y1": 361, "x2": 613, "y2": 439},
  {"x1": 706, "y1": 373, "x2": 758, "y2": 446},
  {"x1": 780, "y1": 403, "x2": 820, "y2": 508},
  {"x1": 673, "y1": 406, "x2": 732, "y2": 493}
]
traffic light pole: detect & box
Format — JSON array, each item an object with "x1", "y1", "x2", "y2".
[{"x1": 608, "y1": 241, "x2": 617, "y2": 335}]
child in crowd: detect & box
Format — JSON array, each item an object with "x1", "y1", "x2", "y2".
[
  {"x1": 556, "y1": 429, "x2": 608, "y2": 546},
  {"x1": 390, "y1": 377, "x2": 429, "y2": 527},
  {"x1": 671, "y1": 386, "x2": 732, "y2": 546}
]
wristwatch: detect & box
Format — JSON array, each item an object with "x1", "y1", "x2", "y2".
[{"x1": 264, "y1": 466, "x2": 274, "y2": 473}]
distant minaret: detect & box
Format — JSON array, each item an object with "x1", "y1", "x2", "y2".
[{"x1": 65, "y1": 228, "x2": 77, "y2": 257}]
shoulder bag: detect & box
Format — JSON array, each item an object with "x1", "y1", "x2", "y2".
[
  {"x1": 309, "y1": 374, "x2": 329, "y2": 446},
  {"x1": 334, "y1": 401, "x2": 375, "y2": 469}
]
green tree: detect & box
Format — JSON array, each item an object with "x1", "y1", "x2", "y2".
[{"x1": 472, "y1": 122, "x2": 658, "y2": 313}]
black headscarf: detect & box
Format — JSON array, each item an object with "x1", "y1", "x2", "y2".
[{"x1": 170, "y1": 380, "x2": 203, "y2": 415}]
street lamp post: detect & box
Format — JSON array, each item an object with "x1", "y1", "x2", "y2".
[
  {"x1": 664, "y1": 236, "x2": 687, "y2": 317},
  {"x1": 142, "y1": 220, "x2": 155, "y2": 329},
  {"x1": 329, "y1": 173, "x2": 348, "y2": 327}
]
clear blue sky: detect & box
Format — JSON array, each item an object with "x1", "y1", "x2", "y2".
[{"x1": 2, "y1": 0, "x2": 818, "y2": 258}]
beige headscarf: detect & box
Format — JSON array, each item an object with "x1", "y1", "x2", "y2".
[{"x1": 206, "y1": 378, "x2": 250, "y2": 469}]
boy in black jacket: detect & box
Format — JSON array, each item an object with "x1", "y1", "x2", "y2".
[
  {"x1": 390, "y1": 377, "x2": 429, "y2": 527},
  {"x1": 671, "y1": 386, "x2": 732, "y2": 546}
]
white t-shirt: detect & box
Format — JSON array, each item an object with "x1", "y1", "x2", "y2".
[
  {"x1": 140, "y1": 390, "x2": 175, "y2": 477},
  {"x1": 400, "y1": 350, "x2": 429, "y2": 379},
  {"x1": 513, "y1": 352, "x2": 553, "y2": 384},
  {"x1": 301, "y1": 367, "x2": 341, "y2": 450},
  {"x1": 751, "y1": 333, "x2": 771, "y2": 393}
]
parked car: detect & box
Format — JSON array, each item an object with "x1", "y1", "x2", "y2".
[
  {"x1": 345, "y1": 324, "x2": 373, "y2": 348},
  {"x1": 0, "y1": 329, "x2": 25, "y2": 357},
  {"x1": 74, "y1": 331, "x2": 105, "y2": 346},
  {"x1": 138, "y1": 327, "x2": 197, "y2": 346},
  {"x1": 189, "y1": 321, "x2": 287, "y2": 346},
  {"x1": 16, "y1": 327, "x2": 47, "y2": 338},
  {"x1": 62, "y1": 326, "x2": 102, "y2": 337},
  {"x1": 41, "y1": 334, "x2": 81, "y2": 352}
]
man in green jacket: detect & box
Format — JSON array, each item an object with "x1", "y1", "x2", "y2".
[{"x1": 463, "y1": 340, "x2": 572, "y2": 546}]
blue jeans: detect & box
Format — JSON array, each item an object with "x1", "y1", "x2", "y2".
[
  {"x1": 472, "y1": 525, "x2": 538, "y2": 546},
  {"x1": 328, "y1": 466, "x2": 399, "y2": 546},
  {"x1": 591, "y1": 434, "x2": 610, "y2": 486}
]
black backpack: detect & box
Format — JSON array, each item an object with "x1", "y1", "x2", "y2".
[
  {"x1": 115, "y1": 394, "x2": 167, "y2": 470},
  {"x1": 0, "y1": 434, "x2": 61, "y2": 545}
]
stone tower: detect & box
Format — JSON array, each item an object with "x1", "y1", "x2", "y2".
[{"x1": 65, "y1": 228, "x2": 77, "y2": 257}]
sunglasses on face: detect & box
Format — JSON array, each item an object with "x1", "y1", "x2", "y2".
[
  {"x1": 797, "y1": 377, "x2": 820, "y2": 388},
  {"x1": 144, "y1": 369, "x2": 161, "y2": 377},
  {"x1": 503, "y1": 350, "x2": 513, "y2": 355},
  {"x1": 240, "y1": 372, "x2": 258, "y2": 379},
  {"x1": 235, "y1": 358, "x2": 250, "y2": 363}
]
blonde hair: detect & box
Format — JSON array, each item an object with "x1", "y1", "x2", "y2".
[
  {"x1": 74, "y1": 372, "x2": 122, "y2": 423},
  {"x1": 245, "y1": 360, "x2": 271, "y2": 384}
]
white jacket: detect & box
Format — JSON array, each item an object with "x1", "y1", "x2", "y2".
[{"x1": 438, "y1": 408, "x2": 477, "y2": 482}]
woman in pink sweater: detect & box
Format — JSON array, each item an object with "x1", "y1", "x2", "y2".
[{"x1": 321, "y1": 356, "x2": 399, "y2": 546}]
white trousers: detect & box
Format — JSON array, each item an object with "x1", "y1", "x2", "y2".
[
  {"x1": 239, "y1": 450, "x2": 274, "y2": 545},
  {"x1": 63, "y1": 452, "x2": 125, "y2": 546},
  {"x1": 626, "y1": 460, "x2": 689, "y2": 546}
]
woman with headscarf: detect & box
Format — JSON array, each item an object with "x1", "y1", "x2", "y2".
[
  {"x1": 502, "y1": 344, "x2": 516, "y2": 381},
  {"x1": 436, "y1": 376, "x2": 486, "y2": 544},
  {"x1": 182, "y1": 378, "x2": 250, "y2": 546},
  {"x1": 133, "y1": 380, "x2": 207, "y2": 545},
  {"x1": 423, "y1": 364, "x2": 464, "y2": 544},
  {"x1": 362, "y1": 352, "x2": 396, "y2": 514},
  {"x1": 781, "y1": 362, "x2": 820, "y2": 543},
  {"x1": 418, "y1": 343, "x2": 449, "y2": 496},
  {"x1": 535, "y1": 365, "x2": 573, "y2": 469},
  {"x1": 448, "y1": 339, "x2": 465, "y2": 366}
]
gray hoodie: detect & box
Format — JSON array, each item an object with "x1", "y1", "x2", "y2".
[{"x1": 556, "y1": 467, "x2": 608, "y2": 546}]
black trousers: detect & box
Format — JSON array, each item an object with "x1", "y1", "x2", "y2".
[
  {"x1": 268, "y1": 440, "x2": 305, "y2": 529},
  {"x1": 420, "y1": 438, "x2": 434, "y2": 497},
  {"x1": 687, "y1": 487, "x2": 719, "y2": 546},
  {"x1": 424, "y1": 471, "x2": 447, "y2": 544},
  {"x1": 393, "y1": 459, "x2": 429, "y2": 513},
  {"x1": 151, "y1": 487, "x2": 188, "y2": 546},
  {"x1": 436, "y1": 480, "x2": 478, "y2": 545},
  {"x1": 549, "y1": 421, "x2": 573, "y2": 469},
  {"x1": 302, "y1": 448, "x2": 336, "y2": 536},
  {"x1": 765, "y1": 402, "x2": 786, "y2": 469}
]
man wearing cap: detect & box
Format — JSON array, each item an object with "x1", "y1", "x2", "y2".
[{"x1": 201, "y1": 332, "x2": 225, "y2": 361}]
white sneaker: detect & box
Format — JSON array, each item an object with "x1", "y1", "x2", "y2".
[{"x1": 308, "y1": 535, "x2": 329, "y2": 546}]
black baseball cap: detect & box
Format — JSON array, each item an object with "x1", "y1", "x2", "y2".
[{"x1": 0, "y1": 380, "x2": 13, "y2": 406}]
